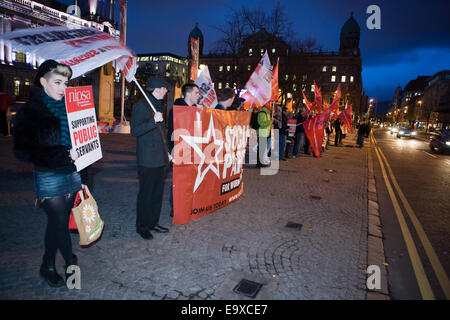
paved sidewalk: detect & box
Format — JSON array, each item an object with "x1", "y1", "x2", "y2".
[{"x1": 0, "y1": 131, "x2": 370, "y2": 300}]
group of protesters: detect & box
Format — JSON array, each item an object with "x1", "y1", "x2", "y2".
[{"x1": 12, "y1": 58, "x2": 371, "y2": 288}]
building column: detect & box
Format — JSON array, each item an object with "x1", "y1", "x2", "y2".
[
  {"x1": 4, "y1": 17, "x2": 12, "y2": 65},
  {"x1": 0, "y1": 15, "x2": 4, "y2": 64}
]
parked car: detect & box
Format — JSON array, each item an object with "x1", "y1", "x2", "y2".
[
  {"x1": 429, "y1": 129, "x2": 450, "y2": 154},
  {"x1": 397, "y1": 126, "x2": 416, "y2": 138}
]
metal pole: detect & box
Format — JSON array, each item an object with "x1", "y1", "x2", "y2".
[{"x1": 120, "y1": 0, "x2": 127, "y2": 124}]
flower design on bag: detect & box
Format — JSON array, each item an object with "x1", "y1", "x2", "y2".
[{"x1": 82, "y1": 204, "x2": 96, "y2": 224}]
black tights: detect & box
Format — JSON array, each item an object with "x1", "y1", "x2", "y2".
[{"x1": 41, "y1": 193, "x2": 76, "y2": 265}]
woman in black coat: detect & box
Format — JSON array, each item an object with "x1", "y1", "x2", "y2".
[{"x1": 13, "y1": 60, "x2": 81, "y2": 287}]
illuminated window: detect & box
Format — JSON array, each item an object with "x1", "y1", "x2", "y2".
[
  {"x1": 226, "y1": 65, "x2": 230, "y2": 72},
  {"x1": 331, "y1": 75, "x2": 336, "y2": 82},
  {"x1": 234, "y1": 65, "x2": 238, "y2": 71},
  {"x1": 311, "y1": 85, "x2": 315, "y2": 92},
  {"x1": 341, "y1": 75, "x2": 346, "y2": 82},
  {"x1": 293, "y1": 84, "x2": 297, "y2": 91},
  {"x1": 293, "y1": 75, "x2": 297, "y2": 80},
  {"x1": 350, "y1": 76, "x2": 354, "y2": 83},
  {"x1": 260, "y1": 48, "x2": 264, "y2": 56},
  {"x1": 322, "y1": 66, "x2": 327, "y2": 72},
  {"x1": 155, "y1": 63, "x2": 159, "y2": 70},
  {"x1": 218, "y1": 82, "x2": 222, "y2": 89},
  {"x1": 248, "y1": 65, "x2": 251, "y2": 71},
  {"x1": 332, "y1": 66, "x2": 337, "y2": 72},
  {"x1": 302, "y1": 75, "x2": 307, "y2": 81},
  {"x1": 219, "y1": 66, "x2": 223, "y2": 72},
  {"x1": 249, "y1": 49, "x2": 253, "y2": 57},
  {"x1": 285, "y1": 74, "x2": 288, "y2": 80},
  {"x1": 233, "y1": 83, "x2": 237, "y2": 89},
  {"x1": 14, "y1": 78, "x2": 20, "y2": 96},
  {"x1": 272, "y1": 48, "x2": 276, "y2": 53},
  {"x1": 166, "y1": 63, "x2": 170, "y2": 70},
  {"x1": 226, "y1": 83, "x2": 229, "y2": 88}
]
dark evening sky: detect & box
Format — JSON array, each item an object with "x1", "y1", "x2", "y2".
[{"x1": 68, "y1": 0, "x2": 450, "y2": 101}]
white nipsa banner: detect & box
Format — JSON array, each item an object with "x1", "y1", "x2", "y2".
[
  {"x1": 195, "y1": 65, "x2": 218, "y2": 108},
  {"x1": 0, "y1": 26, "x2": 136, "y2": 80}
]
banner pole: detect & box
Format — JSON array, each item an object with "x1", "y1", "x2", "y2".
[{"x1": 133, "y1": 78, "x2": 157, "y2": 114}]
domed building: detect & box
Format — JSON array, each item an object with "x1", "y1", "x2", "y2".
[{"x1": 199, "y1": 13, "x2": 367, "y2": 117}]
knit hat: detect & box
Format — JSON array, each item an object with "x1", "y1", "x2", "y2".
[
  {"x1": 146, "y1": 77, "x2": 170, "y2": 91},
  {"x1": 34, "y1": 60, "x2": 72, "y2": 88}
]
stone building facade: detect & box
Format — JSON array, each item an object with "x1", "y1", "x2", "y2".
[{"x1": 198, "y1": 13, "x2": 366, "y2": 116}]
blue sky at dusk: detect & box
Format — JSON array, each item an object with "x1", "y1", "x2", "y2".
[{"x1": 64, "y1": 0, "x2": 450, "y2": 101}]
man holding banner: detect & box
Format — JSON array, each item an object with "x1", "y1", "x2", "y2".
[{"x1": 131, "y1": 77, "x2": 171, "y2": 240}]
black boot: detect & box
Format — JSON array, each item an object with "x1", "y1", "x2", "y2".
[
  {"x1": 64, "y1": 254, "x2": 78, "y2": 282},
  {"x1": 40, "y1": 258, "x2": 65, "y2": 287}
]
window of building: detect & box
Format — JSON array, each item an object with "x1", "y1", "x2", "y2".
[
  {"x1": 332, "y1": 66, "x2": 337, "y2": 72},
  {"x1": 234, "y1": 65, "x2": 238, "y2": 71},
  {"x1": 322, "y1": 66, "x2": 327, "y2": 72},
  {"x1": 248, "y1": 65, "x2": 251, "y2": 71},
  {"x1": 272, "y1": 48, "x2": 276, "y2": 54},
  {"x1": 350, "y1": 76, "x2": 354, "y2": 83},
  {"x1": 302, "y1": 75, "x2": 307, "y2": 82},
  {"x1": 155, "y1": 63, "x2": 159, "y2": 71},
  {"x1": 226, "y1": 65, "x2": 231, "y2": 72},
  {"x1": 261, "y1": 48, "x2": 264, "y2": 56},
  {"x1": 285, "y1": 74, "x2": 288, "y2": 81},
  {"x1": 166, "y1": 72, "x2": 170, "y2": 77},
  {"x1": 233, "y1": 83, "x2": 237, "y2": 89},
  {"x1": 293, "y1": 75, "x2": 297, "y2": 80},
  {"x1": 302, "y1": 84, "x2": 306, "y2": 91},
  {"x1": 311, "y1": 85, "x2": 315, "y2": 92},
  {"x1": 249, "y1": 49, "x2": 253, "y2": 57},
  {"x1": 341, "y1": 75, "x2": 346, "y2": 82},
  {"x1": 293, "y1": 83, "x2": 297, "y2": 91},
  {"x1": 13, "y1": 78, "x2": 20, "y2": 96},
  {"x1": 218, "y1": 82, "x2": 222, "y2": 89},
  {"x1": 166, "y1": 63, "x2": 170, "y2": 70},
  {"x1": 226, "y1": 83, "x2": 230, "y2": 88},
  {"x1": 331, "y1": 75, "x2": 336, "y2": 82},
  {"x1": 219, "y1": 66, "x2": 223, "y2": 72}
]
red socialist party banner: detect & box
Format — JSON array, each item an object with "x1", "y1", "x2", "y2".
[
  {"x1": 303, "y1": 112, "x2": 329, "y2": 158},
  {"x1": 172, "y1": 106, "x2": 251, "y2": 224}
]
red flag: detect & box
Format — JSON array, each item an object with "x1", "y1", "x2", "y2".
[
  {"x1": 313, "y1": 81, "x2": 323, "y2": 112},
  {"x1": 302, "y1": 91, "x2": 313, "y2": 112},
  {"x1": 303, "y1": 112, "x2": 329, "y2": 158},
  {"x1": 270, "y1": 58, "x2": 279, "y2": 102},
  {"x1": 338, "y1": 104, "x2": 353, "y2": 133},
  {"x1": 286, "y1": 99, "x2": 293, "y2": 112}
]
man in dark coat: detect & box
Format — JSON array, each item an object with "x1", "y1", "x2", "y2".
[
  {"x1": 131, "y1": 77, "x2": 171, "y2": 240},
  {"x1": 334, "y1": 118, "x2": 343, "y2": 146}
]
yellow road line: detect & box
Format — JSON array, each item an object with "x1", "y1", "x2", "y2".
[
  {"x1": 422, "y1": 150, "x2": 437, "y2": 158},
  {"x1": 370, "y1": 134, "x2": 435, "y2": 300},
  {"x1": 375, "y1": 138, "x2": 450, "y2": 299}
]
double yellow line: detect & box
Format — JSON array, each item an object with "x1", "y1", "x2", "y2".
[{"x1": 370, "y1": 133, "x2": 450, "y2": 300}]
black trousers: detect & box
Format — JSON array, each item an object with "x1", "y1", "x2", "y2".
[
  {"x1": 41, "y1": 193, "x2": 76, "y2": 265},
  {"x1": 136, "y1": 165, "x2": 166, "y2": 232},
  {"x1": 335, "y1": 130, "x2": 342, "y2": 145}
]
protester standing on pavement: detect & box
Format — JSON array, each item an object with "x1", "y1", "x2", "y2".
[
  {"x1": 12, "y1": 60, "x2": 80, "y2": 288},
  {"x1": 167, "y1": 83, "x2": 201, "y2": 217},
  {"x1": 334, "y1": 118, "x2": 343, "y2": 146},
  {"x1": 131, "y1": 77, "x2": 171, "y2": 240},
  {"x1": 256, "y1": 104, "x2": 273, "y2": 167},
  {"x1": 215, "y1": 88, "x2": 235, "y2": 110},
  {"x1": 0, "y1": 92, "x2": 15, "y2": 136},
  {"x1": 357, "y1": 120, "x2": 367, "y2": 148},
  {"x1": 292, "y1": 110, "x2": 306, "y2": 158}
]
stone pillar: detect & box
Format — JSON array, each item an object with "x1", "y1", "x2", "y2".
[
  {"x1": 97, "y1": 62, "x2": 116, "y2": 124},
  {"x1": 0, "y1": 15, "x2": 4, "y2": 64},
  {"x1": 4, "y1": 17, "x2": 12, "y2": 65}
]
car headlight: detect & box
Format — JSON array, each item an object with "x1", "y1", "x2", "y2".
[
  {"x1": 393, "y1": 128, "x2": 398, "y2": 132},
  {"x1": 412, "y1": 132, "x2": 416, "y2": 135},
  {"x1": 399, "y1": 131, "x2": 404, "y2": 134}
]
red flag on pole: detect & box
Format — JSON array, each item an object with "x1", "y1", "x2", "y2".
[
  {"x1": 286, "y1": 99, "x2": 293, "y2": 112},
  {"x1": 303, "y1": 112, "x2": 329, "y2": 158},
  {"x1": 302, "y1": 91, "x2": 313, "y2": 112},
  {"x1": 241, "y1": 91, "x2": 261, "y2": 110},
  {"x1": 313, "y1": 81, "x2": 323, "y2": 112},
  {"x1": 338, "y1": 104, "x2": 353, "y2": 133},
  {"x1": 270, "y1": 58, "x2": 279, "y2": 102}
]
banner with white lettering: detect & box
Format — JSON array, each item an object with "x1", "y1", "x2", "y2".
[
  {"x1": 0, "y1": 26, "x2": 135, "y2": 80},
  {"x1": 245, "y1": 51, "x2": 272, "y2": 106},
  {"x1": 194, "y1": 66, "x2": 218, "y2": 108},
  {"x1": 65, "y1": 86, "x2": 102, "y2": 171}
]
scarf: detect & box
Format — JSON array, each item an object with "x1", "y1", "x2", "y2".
[{"x1": 41, "y1": 91, "x2": 72, "y2": 149}]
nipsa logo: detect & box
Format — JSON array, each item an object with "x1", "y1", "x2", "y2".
[{"x1": 68, "y1": 89, "x2": 91, "y2": 105}]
